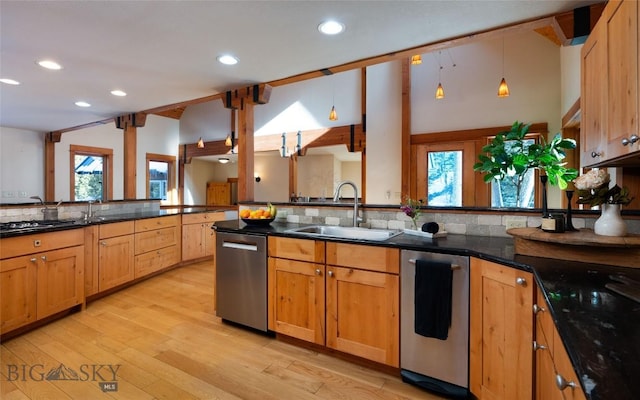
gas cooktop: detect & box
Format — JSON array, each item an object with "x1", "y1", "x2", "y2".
[{"x1": 0, "y1": 219, "x2": 79, "y2": 234}]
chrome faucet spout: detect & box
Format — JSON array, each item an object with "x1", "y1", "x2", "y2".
[{"x1": 333, "y1": 180, "x2": 360, "y2": 227}]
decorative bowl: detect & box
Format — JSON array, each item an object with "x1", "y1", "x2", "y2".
[{"x1": 241, "y1": 217, "x2": 275, "y2": 226}]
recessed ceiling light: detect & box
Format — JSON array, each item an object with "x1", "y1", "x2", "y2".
[
  {"x1": 0, "y1": 78, "x2": 20, "y2": 85},
  {"x1": 75, "y1": 101, "x2": 91, "y2": 107},
  {"x1": 37, "y1": 60, "x2": 62, "y2": 70},
  {"x1": 217, "y1": 55, "x2": 239, "y2": 65},
  {"x1": 218, "y1": 157, "x2": 230, "y2": 164},
  {"x1": 111, "y1": 89, "x2": 127, "y2": 96},
  {"x1": 318, "y1": 20, "x2": 345, "y2": 35}
]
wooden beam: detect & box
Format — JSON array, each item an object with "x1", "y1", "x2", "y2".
[
  {"x1": 289, "y1": 155, "x2": 298, "y2": 200},
  {"x1": 222, "y1": 84, "x2": 272, "y2": 110},
  {"x1": 153, "y1": 107, "x2": 185, "y2": 120},
  {"x1": 410, "y1": 123, "x2": 549, "y2": 144},
  {"x1": 115, "y1": 112, "x2": 147, "y2": 129},
  {"x1": 401, "y1": 58, "x2": 411, "y2": 200},
  {"x1": 237, "y1": 102, "x2": 255, "y2": 201},
  {"x1": 44, "y1": 133, "x2": 58, "y2": 202},
  {"x1": 360, "y1": 67, "x2": 367, "y2": 204},
  {"x1": 562, "y1": 98, "x2": 581, "y2": 128}
]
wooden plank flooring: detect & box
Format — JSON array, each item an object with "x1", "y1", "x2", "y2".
[{"x1": 1, "y1": 260, "x2": 446, "y2": 399}]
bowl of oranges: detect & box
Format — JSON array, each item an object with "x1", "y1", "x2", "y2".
[{"x1": 239, "y1": 203, "x2": 277, "y2": 226}]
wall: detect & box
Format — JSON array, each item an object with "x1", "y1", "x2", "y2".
[
  {"x1": 254, "y1": 152, "x2": 289, "y2": 202},
  {"x1": 136, "y1": 115, "x2": 180, "y2": 200},
  {"x1": 0, "y1": 127, "x2": 44, "y2": 203},
  {"x1": 560, "y1": 44, "x2": 583, "y2": 117}
]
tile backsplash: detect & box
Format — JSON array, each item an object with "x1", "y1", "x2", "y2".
[{"x1": 0, "y1": 200, "x2": 160, "y2": 223}]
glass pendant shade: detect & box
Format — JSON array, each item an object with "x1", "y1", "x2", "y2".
[
  {"x1": 224, "y1": 134, "x2": 232, "y2": 147},
  {"x1": 497, "y1": 77, "x2": 510, "y2": 97},
  {"x1": 329, "y1": 105, "x2": 338, "y2": 121},
  {"x1": 411, "y1": 55, "x2": 422, "y2": 65},
  {"x1": 435, "y1": 83, "x2": 445, "y2": 99},
  {"x1": 197, "y1": 137, "x2": 205, "y2": 148}
]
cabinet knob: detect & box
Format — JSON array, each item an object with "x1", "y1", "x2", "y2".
[
  {"x1": 516, "y1": 277, "x2": 526, "y2": 286},
  {"x1": 101, "y1": 241, "x2": 107, "y2": 246},
  {"x1": 328, "y1": 270, "x2": 334, "y2": 277},
  {"x1": 555, "y1": 374, "x2": 577, "y2": 391},
  {"x1": 630, "y1": 134, "x2": 639, "y2": 144},
  {"x1": 533, "y1": 341, "x2": 547, "y2": 351},
  {"x1": 30, "y1": 257, "x2": 37, "y2": 263},
  {"x1": 590, "y1": 151, "x2": 602, "y2": 158},
  {"x1": 41, "y1": 255, "x2": 47, "y2": 261},
  {"x1": 622, "y1": 138, "x2": 630, "y2": 146},
  {"x1": 533, "y1": 304, "x2": 546, "y2": 314},
  {"x1": 315, "y1": 269, "x2": 321, "y2": 276}
]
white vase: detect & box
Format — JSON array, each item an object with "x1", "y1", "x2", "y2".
[{"x1": 594, "y1": 203, "x2": 627, "y2": 237}]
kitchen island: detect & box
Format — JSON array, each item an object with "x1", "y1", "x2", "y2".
[{"x1": 215, "y1": 219, "x2": 640, "y2": 400}]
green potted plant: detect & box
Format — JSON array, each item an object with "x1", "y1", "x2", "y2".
[{"x1": 473, "y1": 121, "x2": 579, "y2": 207}]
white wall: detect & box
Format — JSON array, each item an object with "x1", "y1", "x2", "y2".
[
  {"x1": 0, "y1": 127, "x2": 45, "y2": 203},
  {"x1": 136, "y1": 115, "x2": 180, "y2": 200},
  {"x1": 411, "y1": 31, "x2": 562, "y2": 136},
  {"x1": 254, "y1": 151, "x2": 289, "y2": 202},
  {"x1": 560, "y1": 44, "x2": 583, "y2": 117}
]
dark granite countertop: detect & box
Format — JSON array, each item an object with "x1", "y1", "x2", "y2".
[{"x1": 215, "y1": 220, "x2": 640, "y2": 400}]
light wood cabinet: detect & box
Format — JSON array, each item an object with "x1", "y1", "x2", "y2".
[
  {"x1": 1, "y1": 229, "x2": 84, "y2": 334},
  {"x1": 206, "y1": 181, "x2": 231, "y2": 205},
  {"x1": 581, "y1": 0, "x2": 640, "y2": 166},
  {"x1": 182, "y1": 212, "x2": 226, "y2": 262},
  {"x1": 470, "y1": 258, "x2": 534, "y2": 400},
  {"x1": 268, "y1": 237, "x2": 326, "y2": 344},
  {"x1": 134, "y1": 215, "x2": 180, "y2": 278},
  {"x1": 325, "y1": 242, "x2": 399, "y2": 367},
  {"x1": 534, "y1": 290, "x2": 586, "y2": 400},
  {"x1": 268, "y1": 237, "x2": 400, "y2": 367},
  {"x1": 98, "y1": 221, "x2": 135, "y2": 292}
]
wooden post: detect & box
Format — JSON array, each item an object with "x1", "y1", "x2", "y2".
[
  {"x1": 44, "y1": 131, "x2": 62, "y2": 202},
  {"x1": 401, "y1": 58, "x2": 412, "y2": 200},
  {"x1": 237, "y1": 102, "x2": 255, "y2": 201},
  {"x1": 115, "y1": 113, "x2": 146, "y2": 199}
]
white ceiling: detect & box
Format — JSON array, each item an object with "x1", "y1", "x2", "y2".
[{"x1": 0, "y1": 1, "x2": 599, "y2": 133}]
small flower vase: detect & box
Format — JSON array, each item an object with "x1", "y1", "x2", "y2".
[{"x1": 594, "y1": 203, "x2": 627, "y2": 237}]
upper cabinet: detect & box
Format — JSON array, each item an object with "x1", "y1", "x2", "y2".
[{"x1": 582, "y1": 0, "x2": 640, "y2": 166}]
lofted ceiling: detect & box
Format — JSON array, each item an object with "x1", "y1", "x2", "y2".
[{"x1": 0, "y1": 1, "x2": 602, "y2": 134}]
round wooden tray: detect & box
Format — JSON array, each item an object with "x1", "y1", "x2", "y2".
[{"x1": 507, "y1": 227, "x2": 640, "y2": 248}]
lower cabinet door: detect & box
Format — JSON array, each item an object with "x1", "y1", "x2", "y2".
[
  {"x1": 326, "y1": 266, "x2": 399, "y2": 367},
  {"x1": 0, "y1": 255, "x2": 37, "y2": 333},
  {"x1": 268, "y1": 257, "x2": 325, "y2": 345},
  {"x1": 99, "y1": 235, "x2": 135, "y2": 292},
  {"x1": 36, "y1": 246, "x2": 84, "y2": 319}
]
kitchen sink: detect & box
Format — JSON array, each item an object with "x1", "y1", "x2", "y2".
[{"x1": 285, "y1": 225, "x2": 402, "y2": 241}]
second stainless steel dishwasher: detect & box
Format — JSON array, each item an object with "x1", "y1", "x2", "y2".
[{"x1": 216, "y1": 231, "x2": 268, "y2": 332}]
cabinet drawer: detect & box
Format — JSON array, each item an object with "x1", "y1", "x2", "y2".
[
  {"x1": 135, "y1": 245, "x2": 179, "y2": 278},
  {"x1": 99, "y1": 221, "x2": 134, "y2": 239},
  {"x1": 135, "y1": 227, "x2": 178, "y2": 254},
  {"x1": 268, "y1": 236, "x2": 325, "y2": 263},
  {"x1": 135, "y1": 215, "x2": 179, "y2": 232},
  {"x1": 1, "y1": 228, "x2": 85, "y2": 259},
  {"x1": 182, "y1": 212, "x2": 226, "y2": 225},
  {"x1": 326, "y1": 242, "x2": 399, "y2": 274}
]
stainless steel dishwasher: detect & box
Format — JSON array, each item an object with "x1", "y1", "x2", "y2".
[
  {"x1": 216, "y1": 231, "x2": 268, "y2": 332},
  {"x1": 400, "y1": 250, "x2": 470, "y2": 399}
]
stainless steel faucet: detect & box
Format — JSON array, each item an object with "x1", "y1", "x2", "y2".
[
  {"x1": 333, "y1": 180, "x2": 360, "y2": 227},
  {"x1": 86, "y1": 198, "x2": 102, "y2": 221}
]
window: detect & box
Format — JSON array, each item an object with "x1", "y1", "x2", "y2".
[
  {"x1": 414, "y1": 142, "x2": 476, "y2": 207},
  {"x1": 70, "y1": 145, "x2": 113, "y2": 201},
  {"x1": 427, "y1": 151, "x2": 463, "y2": 206},
  {"x1": 146, "y1": 153, "x2": 176, "y2": 204},
  {"x1": 490, "y1": 138, "x2": 537, "y2": 208}
]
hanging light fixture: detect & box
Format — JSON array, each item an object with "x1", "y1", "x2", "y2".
[
  {"x1": 295, "y1": 131, "x2": 302, "y2": 155},
  {"x1": 498, "y1": 36, "x2": 510, "y2": 97},
  {"x1": 197, "y1": 137, "x2": 205, "y2": 148},
  {"x1": 435, "y1": 51, "x2": 444, "y2": 100},
  {"x1": 329, "y1": 75, "x2": 338, "y2": 121},
  {"x1": 280, "y1": 132, "x2": 288, "y2": 158},
  {"x1": 411, "y1": 55, "x2": 422, "y2": 65},
  {"x1": 225, "y1": 134, "x2": 232, "y2": 147}
]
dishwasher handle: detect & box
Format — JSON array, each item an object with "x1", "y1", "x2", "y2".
[{"x1": 222, "y1": 241, "x2": 260, "y2": 251}]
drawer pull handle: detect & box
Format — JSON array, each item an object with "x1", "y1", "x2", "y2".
[
  {"x1": 533, "y1": 304, "x2": 546, "y2": 314},
  {"x1": 555, "y1": 374, "x2": 577, "y2": 391},
  {"x1": 315, "y1": 269, "x2": 321, "y2": 276},
  {"x1": 533, "y1": 341, "x2": 547, "y2": 351},
  {"x1": 328, "y1": 270, "x2": 334, "y2": 277},
  {"x1": 101, "y1": 241, "x2": 107, "y2": 246},
  {"x1": 30, "y1": 257, "x2": 37, "y2": 263},
  {"x1": 516, "y1": 277, "x2": 526, "y2": 286},
  {"x1": 41, "y1": 256, "x2": 47, "y2": 261},
  {"x1": 591, "y1": 151, "x2": 602, "y2": 158}
]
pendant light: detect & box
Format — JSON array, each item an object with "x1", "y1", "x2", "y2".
[
  {"x1": 498, "y1": 36, "x2": 510, "y2": 97},
  {"x1": 197, "y1": 137, "x2": 204, "y2": 148},
  {"x1": 225, "y1": 134, "x2": 232, "y2": 147},
  {"x1": 435, "y1": 51, "x2": 444, "y2": 100},
  {"x1": 329, "y1": 75, "x2": 338, "y2": 121},
  {"x1": 411, "y1": 55, "x2": 422, "y2": 65}
]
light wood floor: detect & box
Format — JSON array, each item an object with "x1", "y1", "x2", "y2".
[{"x1": 1, "y1": 260, "x2": 446, "y2": 400}]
